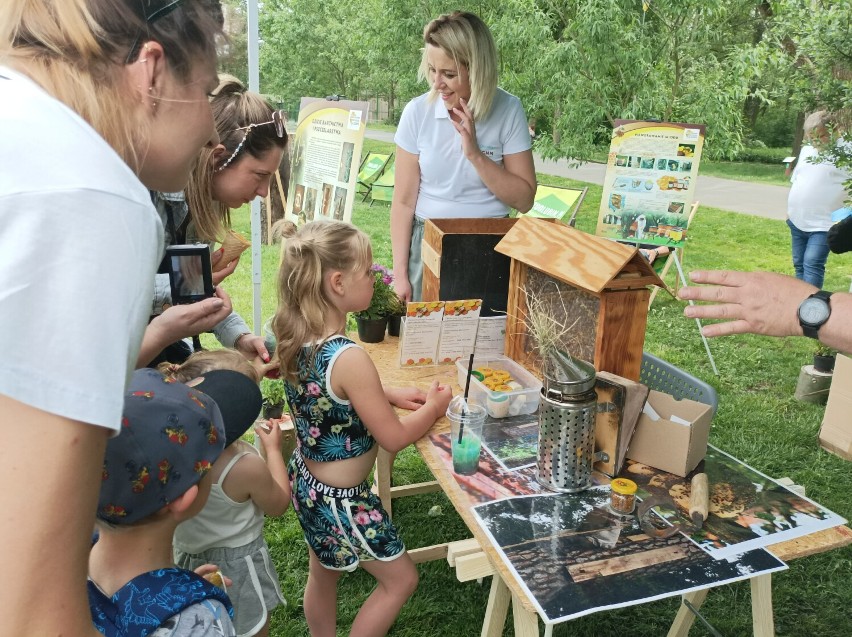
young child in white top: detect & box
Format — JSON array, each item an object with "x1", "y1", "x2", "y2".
[{"x1": 168, "y1": 350, "x2": 290, "y2": 637}]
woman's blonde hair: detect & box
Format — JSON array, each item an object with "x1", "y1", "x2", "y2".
[
  {"x1": 418, "y1": 11, "x2": 498, "y2": 120},
  {"x1": 158, "y1": 348, "x2": 259, "y2": 384},
  {"x1": 0, "y1": 0, "x2": 223, "y2": 173},
  {"x1": 272, "y1": 220, "x2": 372, "y2": 384},
  {"x1": 186, "y1": 76, "x2": 288, "y2": 243}
]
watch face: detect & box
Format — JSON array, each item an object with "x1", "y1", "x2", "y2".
[{"x1": 799, "y1": 297, "x2": 830, "y2": 325}]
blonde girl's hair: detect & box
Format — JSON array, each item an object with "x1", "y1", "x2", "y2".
[
  {"x1": 418, "y1": 11, "x2": 498, "y2": 120},
  {"x1": 272, "y1": 220, "x2": 372, "y2": 384},
  {"x1": 186, "y1": 76, "x2": 289, "y2": 243},
  {"x1": 158, "y1": 348, "x2": 259, "y2": 384},
  {"x1": 0, "y1": 0, "x2": 224, "y2": 174}
]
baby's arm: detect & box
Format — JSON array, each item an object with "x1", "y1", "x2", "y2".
[
  {"x1": 333, "y1": 348, "x2": 452, "y2": 452},
  {"x1": 226, "y1": 434, "x2": 290, "y2": 517}
]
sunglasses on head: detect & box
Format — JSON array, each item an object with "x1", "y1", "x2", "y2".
[{"x1": 215, "y1": 110, "x2": 287, "y2": 173}]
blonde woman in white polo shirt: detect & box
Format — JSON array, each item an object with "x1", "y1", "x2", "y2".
[{"x1": 390, "y1": 11, "x2": 537, "y2": 301}]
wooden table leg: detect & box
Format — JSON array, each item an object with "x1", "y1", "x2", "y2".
[
  {"x1": 512, "y1": 592, "x2": 540, "y2": 637},
  {"x1": 667, "y1": 589, "x2": 709, "y2": 637},
  {"x1": 480, "y1": 575, "x2": 510, "y2": 637},
  {"x1": 751, "y1": 574, "x2": 775, "y2": 637},
  {"x1": 374, "y1": 447, "x2": 393, "y2": 518}
]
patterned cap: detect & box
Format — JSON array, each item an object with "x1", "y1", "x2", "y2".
[{"x1": 98, "y1": 368, "x2": 226, "y2": 525}]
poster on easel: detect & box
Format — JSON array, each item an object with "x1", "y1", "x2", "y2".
[
  {"x1": 596, "y1": 120, "x2": 705, "y2": 249},
  {"x1": 285, "y1": 97, "x2": 369, "y2": 225}
]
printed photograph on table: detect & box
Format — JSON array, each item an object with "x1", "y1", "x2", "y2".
[
  {"x1": 621, "y1": 446, "x2": 848, "y2": 560},
  {"x1": 472, "y1": 490, "x2": 787, "y2": 625},
  {"x1": 596, "y1": 120, "x2": 705, "y2": 249},
  {"x1": 428, "y1": 431, "x2": 544, "y2": 505}
]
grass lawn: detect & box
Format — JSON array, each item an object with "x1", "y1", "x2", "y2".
[{"x1": 215, "y1": 137, "x2": 851, "y2": 636}]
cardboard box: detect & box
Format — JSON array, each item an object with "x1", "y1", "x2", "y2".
[
  {"x1": 625, "y1": 390, "x2": 712, "y2": 477},
  {"x1": 820, "y1": 353, "x2": 852, "y2": 461}
]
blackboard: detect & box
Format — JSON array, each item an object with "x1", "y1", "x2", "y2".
[{"x1": 438, "y1": 234, "x2": 510, "y2": 317}]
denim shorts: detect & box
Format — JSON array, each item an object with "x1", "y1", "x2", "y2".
[{"x1": 288, "y1": 450, "x2": 405, "y2": 571}]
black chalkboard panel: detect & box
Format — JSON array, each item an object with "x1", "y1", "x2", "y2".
[{"x1": 438, "y1": 234, "x2": 510, "y2": 317}]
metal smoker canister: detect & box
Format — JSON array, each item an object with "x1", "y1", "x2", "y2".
[{"x1": 536, "y1": 353, "x2": 599, "y2": 493}]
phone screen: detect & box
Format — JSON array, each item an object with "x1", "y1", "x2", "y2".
[{"x1": 171, "y1": 254, "x2": 206, "y2": 297}]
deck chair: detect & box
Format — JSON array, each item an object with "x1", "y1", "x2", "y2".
[
  {"x1": 648, "y1": 200, "x2": 699, "y2": 307},
  {"x1": 527, "y1": 184, "x2": 588, "y2": 226},
  {"x1": 369, "y1": 156, "x2": 395, "y2": 206},
  {"x1": 356, "y1": 152, "x2": 393, "y2": 201}
]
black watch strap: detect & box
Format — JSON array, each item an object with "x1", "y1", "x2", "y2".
[{"x1": 800, "y1": 290, "x2": 833, "y2": 339}]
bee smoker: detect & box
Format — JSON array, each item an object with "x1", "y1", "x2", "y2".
[{"x1": 536, "y1": 351, "x2": 606, "y2": 493}]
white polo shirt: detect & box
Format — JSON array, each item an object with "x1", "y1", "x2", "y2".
[
  {"x1": 788, "y1": 143, "x2": 852, "y2": 232},
  {"x1": 395, "y1": 88, "x2": 531, "y2": 219}
]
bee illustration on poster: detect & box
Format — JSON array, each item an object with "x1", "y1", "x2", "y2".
[
  {"x1": 596, "y1": 121, "x2": 705, "y2": 249},
  {"x1": 285, "y1": 97, "x2": 370, "y2": 225}
]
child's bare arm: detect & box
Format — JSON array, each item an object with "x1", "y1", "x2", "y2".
[
  {"x1": 225, "y1": 437, "x2": 290, "y2": 517},
  {"x1": 335, "y1": 348, "x2": 452, "y2": 452}
]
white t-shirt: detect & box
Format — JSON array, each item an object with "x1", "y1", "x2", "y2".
[
  {"x1": 395, "y1": 88, "x2": 531, "y2": 219},
  {"x1": 0, "y1": 67, "x2": 162, "y2": 431},
  {"x1": 788, "y1": 143, "x2": 852, "y2": 232}
]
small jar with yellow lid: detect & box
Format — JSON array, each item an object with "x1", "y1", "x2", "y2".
[{"x1": 609, "y1": 478, "x2": 637, "y2": 515}]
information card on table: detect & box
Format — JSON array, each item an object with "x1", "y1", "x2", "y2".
[
  {"x1": 437, "y1": 300, "x2": 482, "y2": 363},
  {"x1": 399, "y1": 301, "x2": 445, "y2": 367},
  {"x1": 399, "y1": 300, "x2": 485, "y2": 367}
]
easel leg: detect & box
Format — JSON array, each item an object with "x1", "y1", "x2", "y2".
[
  {"x1": 751, "y1": 574, "x2": 775, "y2": 637},
  {"x1": 511, "y1": 593, "x2": 540, "y2": 637},
  {"x1": 671, "y1": 251, "x2": 719, "y2": 375},
  {"x1": 374, "y1": 447, "x2": 393, "y2": 518},
  {"x1": 480, "y1": 575, "x2": 510, "y2": 637},
  {"x1": 667, "y1": 589, "x2": 710, "y2": 637}
]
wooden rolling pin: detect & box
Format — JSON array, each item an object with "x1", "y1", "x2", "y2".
[{"x1": 689, "y1": 472, "x2": 709, "y2": 528}]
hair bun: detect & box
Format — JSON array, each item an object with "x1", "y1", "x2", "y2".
[
  {"x1": 211, "y1": 75, "x2": 246, "y2": 97},
  {"x1": 272, "y1": 219, "x2": 298, "y2": 243}
]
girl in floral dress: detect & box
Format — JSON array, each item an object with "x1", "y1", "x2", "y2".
[{"x1": 271, "y1": 220, "x2": 452, "y2": 637}]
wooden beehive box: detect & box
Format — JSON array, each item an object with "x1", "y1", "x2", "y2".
[
  {"x1": 422, "y1": 218, "x2": 553, "y2": 317},
  {"x1": 494, "y1": 216, "x2": 664, "y2": 381}
]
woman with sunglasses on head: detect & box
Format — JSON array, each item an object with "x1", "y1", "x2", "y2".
[
  {"x1": 142, "y1": 77, "x2": 288, "y2": 369},
  {"x1": 390, "y1": 11, "x2": 537, "y2": 302},
  {"x1": 0, "y1": 1, "x2": 225, "y2": 634}
]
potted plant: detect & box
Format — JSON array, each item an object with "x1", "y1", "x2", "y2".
[
  {"x1": 386, "y1": 291, "x2": 405, "y2": 337},
  {"x1": 260, "y1": 377, "x2": 287, "y2": 419},
  {"x1": 352, "y1": 263, "x2": 395, "y2": 343},
  {"x1": 813, "y1": 344, "x2": 836, "y2": 374}
]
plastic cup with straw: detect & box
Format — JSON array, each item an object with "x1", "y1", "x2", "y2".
[{"x1": 448, "y1": 353, "x2": 486, "y2": 475}]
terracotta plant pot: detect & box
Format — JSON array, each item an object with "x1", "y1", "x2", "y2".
[
  {"x1": 356, "y1": 317, "x2": 387, "y2": 343},
  {"x1": 813, "y1": 354, "x2": 835, "y2": 374},
  {"x1": 387, "y1": 315, "x2": 402, "y2": 337}
]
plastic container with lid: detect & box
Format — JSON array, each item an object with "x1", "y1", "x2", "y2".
[{"x1": 455, "y1": 356, "x2": 542, "y2": 418}]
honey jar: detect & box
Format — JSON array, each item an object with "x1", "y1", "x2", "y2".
[{"x1": 609, "y1": 478, "x2": 637, "y2": 515}]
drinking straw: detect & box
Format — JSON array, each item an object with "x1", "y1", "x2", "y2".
[{"x1": 457, "y1": 352, "x2": 475, "y2": 444}]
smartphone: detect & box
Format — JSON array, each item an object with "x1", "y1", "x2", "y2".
[{"x1": 166, "y1": 244, "x2": 214, "y2": 305}]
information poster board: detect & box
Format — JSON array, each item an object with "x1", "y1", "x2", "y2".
[
  {"x1": 596, "y1": 120, "x2": 705, "y2": 249},
  {"x1": 286, "y1": 97, "x2": 369, "y2": 225}
]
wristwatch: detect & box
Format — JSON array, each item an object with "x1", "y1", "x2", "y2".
[{"x1": 797, "y1": 290, "x2": 833, "y2": 339}]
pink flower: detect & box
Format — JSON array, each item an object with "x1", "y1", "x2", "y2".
[
  {"x1": 353, "y1": 511, "x2": 371, "y2": 526},
  {"x1": 306, "y1": 382, "x2": 321, "y2": 396},
  {"x1": 382, "y1": 275, "x2": 393, "y2": 285},
  {"x1": 309, "y1": 488, "x2": 317, "y2": 501},
  {"x1": 309, "y1": 426, "x2": 321, "y2": 438},
  {"x1": 369, "y1": 509, "x2": 383, "y2": 522}
]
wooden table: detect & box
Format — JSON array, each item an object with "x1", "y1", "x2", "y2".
[{"x1": 361, "y1": 337, "x2": 852, "y2": 636}]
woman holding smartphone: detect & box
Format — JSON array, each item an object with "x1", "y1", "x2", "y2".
[
  {"x1": 0, "y1": 1, "x2": 225, "y2": 633},
  {"x1": 142, "y1": 78, "x2": 288, "y2": 368}
]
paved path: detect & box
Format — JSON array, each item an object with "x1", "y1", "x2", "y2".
[{"x1": 365, "y1": 129, "x2": 789, "y2": 220}]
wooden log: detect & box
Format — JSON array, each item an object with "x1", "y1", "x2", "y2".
[{"x1": 794, "y1": 364, "x2": 832, "y2": 404}]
